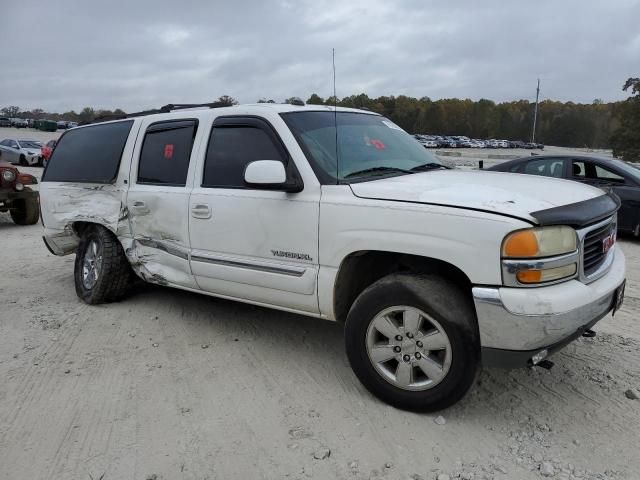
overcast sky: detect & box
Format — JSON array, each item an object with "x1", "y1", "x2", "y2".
[{"x1": 2, "y1": 0, "x2": 639, "y2": 112}]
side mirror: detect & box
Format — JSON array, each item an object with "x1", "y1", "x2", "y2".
[{"x1": 244, "y1": 160, "x2": 302, "y2": 192}]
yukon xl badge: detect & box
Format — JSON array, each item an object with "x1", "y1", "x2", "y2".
[{"x1": 271, "y1": 250, "x2": 313, "y2": 261}]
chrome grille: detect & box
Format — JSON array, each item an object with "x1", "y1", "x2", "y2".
[{"x1": 582, "y1": 219, "x2": 615, "y2": 277}]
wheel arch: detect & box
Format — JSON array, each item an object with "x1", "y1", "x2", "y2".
[
  {"x1": 332, "y1": 250, "x2": 475, "y2": 325},
  {"x1": 72, "y1": 220, "x2": 117, "y2": 237}
]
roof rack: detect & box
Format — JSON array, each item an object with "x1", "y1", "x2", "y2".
[{"x1": 84, "y1": 101, "x2": 230, "y2": 125}]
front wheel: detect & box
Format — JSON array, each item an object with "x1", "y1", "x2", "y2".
[
  {"x1": 74, "y1": 225, "x2": 132, "y2": 304},
  {"x1": 345, "y1": 273, "x2": 479, "y2": 412}
]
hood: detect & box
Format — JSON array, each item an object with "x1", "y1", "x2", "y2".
[
  {"x1": 349, "y1": 170, "x2": 605, "y2": 224},
  {"x1": 24, "y1": 148, "x2": 41, "y2": 155}
]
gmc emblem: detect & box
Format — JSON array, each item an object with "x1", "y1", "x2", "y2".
[{"x1": 602, "y1": 230, "x2": 616, "y2": 254}]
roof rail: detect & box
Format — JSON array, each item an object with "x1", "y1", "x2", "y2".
[{"x1": 84, "y1": 101, "x2": 231, "y2": 125}]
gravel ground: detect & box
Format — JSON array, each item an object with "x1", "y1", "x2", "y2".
[{"x1": 1, "y1": 137, "x2": 639, "y2": 480}]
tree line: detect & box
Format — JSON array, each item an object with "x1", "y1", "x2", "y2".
[
  {"x1": 304, "y1": 93, "x2": 620, "y2": 149},
  {"x1": 3, "y1": 83, "x2": 638, "y2": 158}
]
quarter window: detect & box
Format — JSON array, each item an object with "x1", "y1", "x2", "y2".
[
  {"x1": 202, "y1": 123, "x2": 286, "y2": 188},
  {"x1": 137, "y1": 120, "x2": 197, "y2": 186},
  {"x1": 42, "y1": 120, "x2": 133, "y2": 183}
]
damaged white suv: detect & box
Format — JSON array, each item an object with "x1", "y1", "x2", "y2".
[{"x1": 40, "y1": 103, "x2": 626, "y2": 411}]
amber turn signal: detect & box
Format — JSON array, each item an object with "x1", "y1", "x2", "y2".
[
  {"x1": 516, "y1": 270, "x2": 542, "y2": 283},
  {"x1": 503, "y1": 230, "x2": 539, "y2": 257}
]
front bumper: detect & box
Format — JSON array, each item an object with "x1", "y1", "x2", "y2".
[{"x1": 474, "y1": 245, "x2": 626, "y2": 368}]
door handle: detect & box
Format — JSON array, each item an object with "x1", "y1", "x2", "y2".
[
  {"x1": 130, "y1": 200, "x2": 151, "y2": 215},
  {"x1": 191, "y1": 203, "x2": 212, "y2": 219}
]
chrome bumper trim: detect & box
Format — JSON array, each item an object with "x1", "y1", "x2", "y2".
[{"x1": 472, "y1": 281, "x2": 622, "y2": 351}]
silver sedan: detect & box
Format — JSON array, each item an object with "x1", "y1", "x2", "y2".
[{"x1": 0, "y1": 138, "x2": 43, "y2": 166}]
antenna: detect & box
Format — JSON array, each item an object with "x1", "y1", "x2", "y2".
[
  {"x1": 333, "y1": 48, "x2": 339, "y2": 182},
  {"x1": 531, "y1": 78, "x2": 540, "y2": 143}
]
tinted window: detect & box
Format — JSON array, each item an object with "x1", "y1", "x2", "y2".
[
  {"x1": 203, "y1": 125, "x2": 285, "y2": 188},
  {"x1": 523, "y1": 158, "x2": 564, "y2": 177},
  {"x1": 43, "y1": 120, "x2": 133, "y2": 183},
  {"x1": 137, "y1": 120, "x2": 197, "y2": 186}
]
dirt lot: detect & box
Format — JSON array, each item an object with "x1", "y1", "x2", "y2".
[{"x1": 1, "y1": 135, "x2": 639, "y2": 480}]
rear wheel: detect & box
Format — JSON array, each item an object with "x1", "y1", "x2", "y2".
[
  {"x1": 9, "y1": 192, "x2": 39, "y2": 225},
  {"x1": 74, "y1": 225, "x2": 132, "y2": 304},
  {"x1": 345, "y1": 273, "x2": 479, "y2": 412}
]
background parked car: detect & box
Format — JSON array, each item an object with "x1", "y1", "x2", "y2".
[
  {"x1": 0, "y1": 138, "x2": 44, "y2": 166},
  {"x1": 488, "y1": 155, "x2": 640, "y2": 235},
  {"x1": 0, "y1": 159, "x2": 40, "y2": 225},
  {"x1": 41, "y1": 139, "x2": 58, "y2": 168},
  {"x1": 0, "y1": 117, "x2": 11, "y2": 127},
  {"x1": 12, "y1": 118, "x2": 29, "y2": 128}
]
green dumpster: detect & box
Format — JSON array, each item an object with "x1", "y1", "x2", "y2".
[{"x1": 36, "y1": 120, "x2": 57, "y2": 132}]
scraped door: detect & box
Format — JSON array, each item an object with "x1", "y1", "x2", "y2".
[{"x1": 127, "y1": 118, "x2": 200, "y2": 288}]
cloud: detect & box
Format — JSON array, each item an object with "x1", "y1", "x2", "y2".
[{"x1": 0, "y1": 0, "x2": 638, "y2": 112}]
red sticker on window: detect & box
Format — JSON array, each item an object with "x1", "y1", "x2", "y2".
[
  {"x1": 370, "y1": 139, "x2": 385, "y2": 150},
  {"x1": 164, "y1": 144, "x2": 174, "y2": 159}
]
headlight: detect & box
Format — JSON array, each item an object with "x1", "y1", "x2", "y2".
[
  {"x1": 502, "y1": 226, "x2": 577, "y2": 258},
  {"x1": 502, "y1": 226, "x2": 578, "y2": 286},
  {"x1": 2, "y1": 169, "x2": 16, "y2": 182}
]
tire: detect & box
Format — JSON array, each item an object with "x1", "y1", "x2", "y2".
[
  {"x1": 344, "y1": 273, "x2": 479, "y2": 412},
  {"x1": 9, "y1": 192, "x2": 40, "y2": 225},
  {"x1": 74, "y1": 225, "x2": 132, "y2": 304},
  {"x1": 19, "y1": 155, "x2": 27, "y2": 166}
]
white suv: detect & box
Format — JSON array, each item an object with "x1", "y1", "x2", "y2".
[{"x1": 40, "y1": 103, "x2": 626, "y2": 411}]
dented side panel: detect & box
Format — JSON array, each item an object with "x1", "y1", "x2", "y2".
[
  {"x1": 40, "y1": 119, "x2": 142, "y2": 255},
  {"x1": 40, "y1": 182, "x2": 129, "y2": 254}
]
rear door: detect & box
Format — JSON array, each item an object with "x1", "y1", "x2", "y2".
[
  {"x1": 188, "y1": 115, "x2": 320, "y2": 313},
  {"x1": 126, "y1": 118, "x2": 201, "y2": 288}
]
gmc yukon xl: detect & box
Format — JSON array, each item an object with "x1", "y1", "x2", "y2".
[{"x1": 40, "y1": 103, "x2": 626, "y2": 411}]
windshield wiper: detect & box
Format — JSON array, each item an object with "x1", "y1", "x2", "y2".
[
  {"x1": 344, "y1": 166, "x2": 415, "y2": 179},
  {"x1": 410, "y1": 162, "x2": 451, "y2": 172}
]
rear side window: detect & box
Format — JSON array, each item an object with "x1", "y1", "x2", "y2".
[
  {"x1": 137, "y1": 120, "x2": 197, "y2": 186},
  {"x1": 202, "y1": 123, "x2": 286, "y2": 188},
  {"x1": 43, "y1": 120, "x2": 133, "y2": 183}
]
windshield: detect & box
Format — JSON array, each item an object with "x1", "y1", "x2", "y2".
[
  {"x1": 281, "y1": 111, "x2": 443, "y2": 183},
  {"x1": 18, "y1": 140, "x2": 42, "y2": 149},
  {"x1": 611, "y1": 159, "x2": 640, "y2": 182}
]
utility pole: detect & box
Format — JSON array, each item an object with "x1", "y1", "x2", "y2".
[{"x1": 531, "y1": 78, "x2": 540, "y2": 143}]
